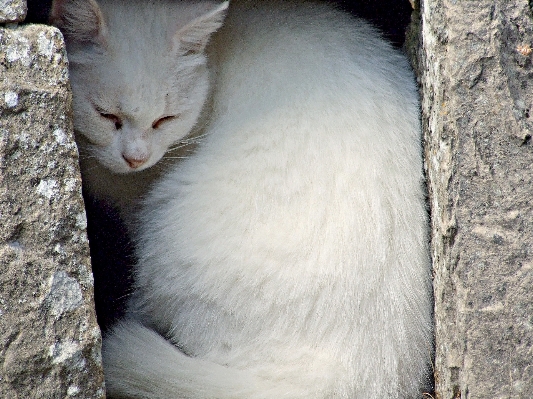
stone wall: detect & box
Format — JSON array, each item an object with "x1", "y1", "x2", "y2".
[
  {"x1": 418, "y1": 0, "x2": 533, "y2": 397},
  {"x1": 0, "y1": 0, "x2": 105, "y2": 397},
  {"x1": 2, "y1": 0, "x2": 533, "y2": 398}
]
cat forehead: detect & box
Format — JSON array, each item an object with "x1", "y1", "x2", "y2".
[
  {"x1": 73, "y1": 59, "x2": 171, "y2": 119},
  {"x1": 99, "y1": 74, "x2": 172, "y2": 115}
]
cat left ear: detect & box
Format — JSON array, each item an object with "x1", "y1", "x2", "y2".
[
  {"x1": 174, "y1": 1, "x2": 229, "y2": 54},
  {"x1": 50, "y1": 0, "x2": 108, "y2": 47}
]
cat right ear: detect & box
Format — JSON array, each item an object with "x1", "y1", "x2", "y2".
[
  {"x1": 174, "y1": 1, "x2": 229, "y2": 54},
  {"x1": 50, "y1": 0, "x2": 107, "y2": 46}
]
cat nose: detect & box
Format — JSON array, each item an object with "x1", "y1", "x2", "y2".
[{"x1": 123, "y1": 154, "x2": 148, "y2": 169}]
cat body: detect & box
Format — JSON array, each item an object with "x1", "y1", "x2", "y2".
[{"x1": 53, "y1": 0, "x2": 433, "y2": 397}]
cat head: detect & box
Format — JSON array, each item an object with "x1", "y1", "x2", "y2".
[{"x1": 50, "y1": 0, "x2": 228, "y2": 173}]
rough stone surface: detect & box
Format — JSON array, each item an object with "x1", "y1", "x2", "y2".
[
  {"x1": 0, "y1": 24, "x2": 105, "y2": 398},
  {"x1": 417, "y1": 1, "x2": 533, "y2": 398},
  {"x1": 0, "y1": 0, "x2": 27, "y2": 23}
]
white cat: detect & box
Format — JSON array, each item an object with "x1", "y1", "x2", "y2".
[{"x1": 53, "y1": 0, "x2": 433, "y2": 398}]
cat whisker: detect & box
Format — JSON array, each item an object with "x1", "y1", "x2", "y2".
[
  {"x1": 167, "y1": 143, "x2": 194, "y2": 151},
  {"x1": 185, "y1": 132, "x2": 208, "y2": 141},
  {"x1": 114, "y1": 291, "x2": 134, "y2": 301},
  {"x1": 167, "y1": 134, "x2": 208, "y2": 151}
]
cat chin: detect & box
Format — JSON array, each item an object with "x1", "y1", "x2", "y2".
[
  {"x1": 95, "y1": 157, "x2": 159, "y2": 175},
  {"x1": 116, "y1": 162, "x2": 157, "y2": 174}
]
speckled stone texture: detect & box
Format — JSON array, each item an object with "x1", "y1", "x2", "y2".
[
  {"x1": 0, "y1": 21, "x2": 105, "y2": 399},
  {"x1": 417, "y1": 0, "x2": 533, "y2": 398},
  {"x1": 0, "y1": 0, "x2": 27, "y2": 22}
]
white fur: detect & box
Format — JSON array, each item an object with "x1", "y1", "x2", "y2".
[{"x1": 58, "y1": 0, "x2": 433, "y2": 397}]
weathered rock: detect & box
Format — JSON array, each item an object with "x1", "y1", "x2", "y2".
[
  {"x1": 0, "y1": 0, "x2": 27, "y2": 23},
  {"x1": 418, "y1": 1, "x2": 533, "y2": 397},
  {"x1": 0, "y1": 23, "x2": 105, "y2": 399}
]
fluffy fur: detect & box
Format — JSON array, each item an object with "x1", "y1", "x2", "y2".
[{"x1": 54, "y1": 0, "x2": 433, "y2": 397}]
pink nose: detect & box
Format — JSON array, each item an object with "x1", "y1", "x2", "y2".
[{"x1": 123, "y1": 155, "x2": 148, "y2": 169}]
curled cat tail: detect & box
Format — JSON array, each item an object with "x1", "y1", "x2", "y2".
[{"x1": 103, "y1": 319, "x2": 344, "y2": 399}]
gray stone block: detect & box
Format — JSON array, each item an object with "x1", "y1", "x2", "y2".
[
  {"x1": 0, "y1": 0, "x2": 27, "y2": 23},
  {"x1": 418, "y1": 0, "x2": 533, "y2": 397},
  {"x1": 0, "y1": 24, "x2": 105, "y2": 398}
]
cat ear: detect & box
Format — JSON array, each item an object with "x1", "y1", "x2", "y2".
[
  {"x1": 50, "y1": 0, "x2": 107, "y2": 46},
  {"x1": 174, "y1": 1, "x2": 229, "y2": 54}
]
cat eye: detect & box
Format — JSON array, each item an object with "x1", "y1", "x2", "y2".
[
  {"x1": 100, "y1": 112, "x2": 123, "y2": 130},
  {"x1": 152, "y1": 115, "x2": 176, "y2": 129}
]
